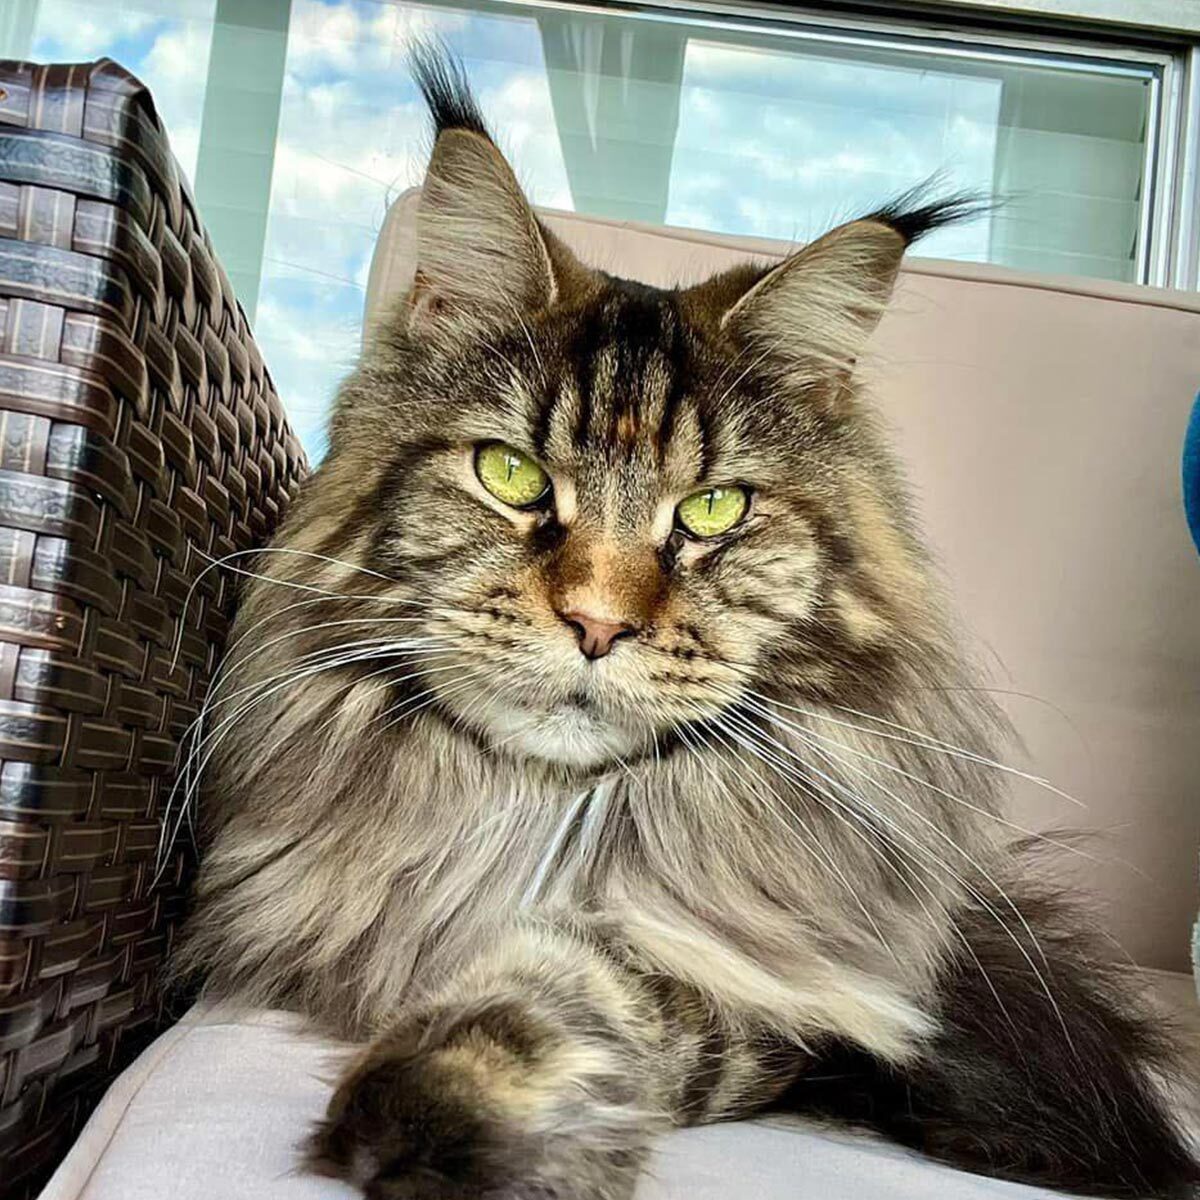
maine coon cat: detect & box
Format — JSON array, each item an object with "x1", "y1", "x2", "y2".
[{"x1": 174, "y1": 52, "x2": 1199, "y2": 1200}]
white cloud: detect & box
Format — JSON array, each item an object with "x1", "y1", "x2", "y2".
[
  {"x1": 139, "y1": 18, "x2": 209, "y2": 87},
  {"x1": 168, "y1": 123, "x2": 201, "y2": 182},
  {"x1": 253, "y1": 287, "x2": 360, "y2": 458},
  {"x1": 286, "y1": 0, "x2": 466, "y2": 77},
  {"x1": 286, "y1": 1, "x2": 394, "y2": 74},
  {"x1": 478, "y1": 71, "x2": 573, "y2": 210},
  {"x1": 667, "y1": 38, "x2": 1000, "y2": 253},
  {"x1": 261, "y1": 56, "x2": 574, "y2": 306},
  {"x1": 265, "y1": 84, "x2": 424, "y2": 300},
  {"x1": 31, "y1": 2, "x2": 157, "y2": 58},
  {"x1": 31, "y1": 3, "x2": 213, "y2": 182},
  {"x1": 253, "y1": 26, "x2": 577, "y2": 459},
  {"x1": 255, "y1": 292, "x2": 350, "y2": 369}
]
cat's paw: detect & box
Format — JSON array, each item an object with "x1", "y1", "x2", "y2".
[
  {"x1": 306, "y1": 1028, "x2": 639, "y2": 1199},
  {"x1": 306, "y1": 1038, "x2": 527, "y2": 1198}
]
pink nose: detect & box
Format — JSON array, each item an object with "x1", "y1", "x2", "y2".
[{"x1": 558, "y1": 610, "x2": 637, "y2": 660}]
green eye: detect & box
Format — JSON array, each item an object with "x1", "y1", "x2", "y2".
[
  {"x1": 475, "y1": 442, "x2": 551, "y2": 508},
  {"x1": 676, "y1": 485, "x2": 749, "y2": 538}
]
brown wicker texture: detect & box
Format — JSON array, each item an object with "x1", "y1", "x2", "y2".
[{"x1": 0, "y1": 59, "x2": 306, "y2": 1196}]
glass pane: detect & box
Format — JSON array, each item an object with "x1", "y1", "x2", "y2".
[
  {"x1": 259, "y1": 1, "x2": 1153, "y2": 457},
  {"x1": 668, "y1": 39, "x2": 1149, "y2": 279},
  {"x1": 7, "y1": 0, "x2": 1158, "y2": 461}
]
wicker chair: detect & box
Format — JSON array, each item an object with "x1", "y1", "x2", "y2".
[{"x1": 0, "y1": 59, "x2": 306, "y2": 1198}]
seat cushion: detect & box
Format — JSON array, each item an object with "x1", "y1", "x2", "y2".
[{"x1": 41, "y1": 981, "x2": 1200, "y2": 1200}]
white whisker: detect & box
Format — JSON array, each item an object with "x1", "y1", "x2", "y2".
[
  {"x1": 714, "y1": 697, "x2": 1075, "y2": 1055},
  {"x1": 749, "y1": 690, "x2": 1084, "y2": 810},
  {"x1": 745, "y1": 696, "x2": 1098, "y2": 865}
]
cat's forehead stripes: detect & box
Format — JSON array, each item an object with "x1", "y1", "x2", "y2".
[{"x1": 529, "y1": 285, "x2": 717, "y2": 485}]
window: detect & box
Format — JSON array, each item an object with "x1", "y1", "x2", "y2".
[{"x1": 3, "y1": 0, "x2": 1192, "y2": 458}]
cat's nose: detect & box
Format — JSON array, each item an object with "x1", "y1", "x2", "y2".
[{"x1": 558, "y1": 610, "x2": 638, "y2": 660}]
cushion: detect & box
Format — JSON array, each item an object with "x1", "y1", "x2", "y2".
[{"x1": 40, "y1": 977, "x2": 1200, "y2": 1200}]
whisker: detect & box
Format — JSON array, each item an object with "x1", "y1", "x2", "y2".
[
  {"x1": 157, "y1": 643, "x2": 450, "y2": 877},
  {"x1": 259, "y1": 656, "x2": 471, "y2": 763},
  {"x1": 714, "y1": 697, "x2": 1075, "y2": 1055},
  {"x1": 171, "y1": 546, "x2": 430, "y2": 671},
  {"x1": 175, "y1": 640, "x2": 450, "y2": 798},
  {"x1": 679, "y1": 708, "x2": 902, "y2": 967},
  {"x1": 750, "y1": 689, "x2": 1084, "y2": 810},
  {"x1": 745, "y1": 697, "x2": 1100, "y2": 866},
  {"x1": 372, "y1": 668, "x2": 491, "y2": 737},
  {"x1": 308, "y1": 649, "x2": 462, "y2": 739},
  {"x1": 697, "y1": 703, "x2": 1020, "y2": 1037},
  {"x1": 208, "y1": 594, "x2": 444, "y2": 697},
  {"x1": 206, "y1": 619, "x2": 444, "y2": 713}
]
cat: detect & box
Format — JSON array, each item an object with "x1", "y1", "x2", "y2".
[{"x1": 172, "y1": 50, "x2": 1199, "y2": 1200}]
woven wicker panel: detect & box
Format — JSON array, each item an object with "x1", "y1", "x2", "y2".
[{"x1": 0, "y1": 59, "x2": 307, "y2": 1196}]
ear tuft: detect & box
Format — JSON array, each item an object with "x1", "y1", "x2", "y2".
[
  {"x1": 704, "y1": 184, "x2": 987, "y2": 395},
  {"x1": 404, "y1": 46, "x2": 559, "y2": 336},
  {"x1": 716, "y1": 220, "x2": 906, "y2": 390},
  {"x1": 410, "y1": 42, "x2": 489, "y2": 139},
  {"x1": 863, "y1": 182, "x2": 992, "y2": 247}
]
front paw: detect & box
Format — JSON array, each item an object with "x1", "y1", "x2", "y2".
[
  {"x1": 307, "y1": 1001, "x2": 644, "y2": 1200},
  {"x1": 306, "y1": 1033, "x2": 534, "y2": 1198}
]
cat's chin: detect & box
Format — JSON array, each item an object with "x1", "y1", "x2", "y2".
[{"x1": 471, "y1": 700, "x2": 644, "y2": 768}]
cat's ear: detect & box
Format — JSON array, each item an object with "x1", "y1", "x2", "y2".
[
  {"x1": 411, "y1": 128, "x2": 557, "y2": 329},
  {"x1": 695, "y1": 194, "x2": 982, "y2": 392},
  {"x1": 721, "y1": 219, "x2": 905, "y2": 384},
  {"x1": 407, "y1": 52, "x2": 558, "y2": 332}
]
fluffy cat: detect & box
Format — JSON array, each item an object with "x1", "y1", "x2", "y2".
[{"x1": 173, "y1": 52, "x2": 1199, "y2": 1200}]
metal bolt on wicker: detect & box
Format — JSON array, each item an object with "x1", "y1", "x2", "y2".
[{"x1": 0, "y1": 58, "x2": 307, "y2": 1197}]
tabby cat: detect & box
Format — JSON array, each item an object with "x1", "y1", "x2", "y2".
[{"x1": 174, "y1": 52, "x2": 1199, "y2": 1200}]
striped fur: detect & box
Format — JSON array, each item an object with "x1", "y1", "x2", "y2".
[{"x1": 174, "y1": 53, "x2": 1199, "y2": 1200}]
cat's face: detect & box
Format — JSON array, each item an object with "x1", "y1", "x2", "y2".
[
  {"x1": 373, "y1": 285, "x2": 841, "y2": 767},
  {"x1": 319, "y1": 104, "x2": 957, "y2": 770}
]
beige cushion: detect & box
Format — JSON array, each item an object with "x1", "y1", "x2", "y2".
[
  {"x1": 366, "y1": 195, "x2": 1200, "y2": 973},
  {"x1": 39, "y1": 983, "x2": 1200, "y2": 1200}
]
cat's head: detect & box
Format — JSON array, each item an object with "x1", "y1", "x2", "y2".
[{"x1": 302, "y1": 54, "x2": 976, "y2": 771}]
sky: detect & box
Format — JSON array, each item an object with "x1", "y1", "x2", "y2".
[{"x1": 24, "y1": 0, "x2": 1147, "y2": 461}]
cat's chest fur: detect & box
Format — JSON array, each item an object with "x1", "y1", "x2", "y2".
[
  {"x1": 347, "y1": 738, "x2": 941, "y2": 1055},
  {"x1": 189, "y1": 718, "x2": 950, "y2": 1056}
]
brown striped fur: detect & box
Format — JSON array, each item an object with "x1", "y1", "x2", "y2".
[{"x1": 174, "y1": 52, "x2": 1199, "y2": 1200}]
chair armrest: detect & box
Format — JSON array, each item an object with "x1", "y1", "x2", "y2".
[{"x1": 0, "y1": 57, "x2": 306, "y2": 1198}]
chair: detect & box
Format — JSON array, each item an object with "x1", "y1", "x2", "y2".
[{"x1": 0, "y1": 58, "x2": 306, "y2": 1198}]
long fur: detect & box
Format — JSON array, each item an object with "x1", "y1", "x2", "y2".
[
  {"x1": 779, "y1": 882, "x2": 1199, "y2": 1197},
  {"x1": 171, "y1": 50, "x2": 1199, "y2": 1200}
]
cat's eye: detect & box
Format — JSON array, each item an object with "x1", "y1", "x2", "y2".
[
  {"x1": 474, "y1": 442, "x2": 551, "y2": 508},
  {"x1": 675, "y1": 485, "x2": 749, "y2": 538}
]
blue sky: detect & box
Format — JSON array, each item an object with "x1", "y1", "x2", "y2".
[{"x1": 25, "y1": 0, "x2": 1144, "y2": 462}]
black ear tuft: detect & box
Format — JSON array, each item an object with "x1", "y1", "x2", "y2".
[
  {"x1": 864, "y1": 181, "x2": 992, "y2": 247},
  {"x1": 404, "y1": 41, "x2": 559, "y2": 331},
  {"x1": 409, "y1": 43, "x2": 490, "y2": 139}
]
